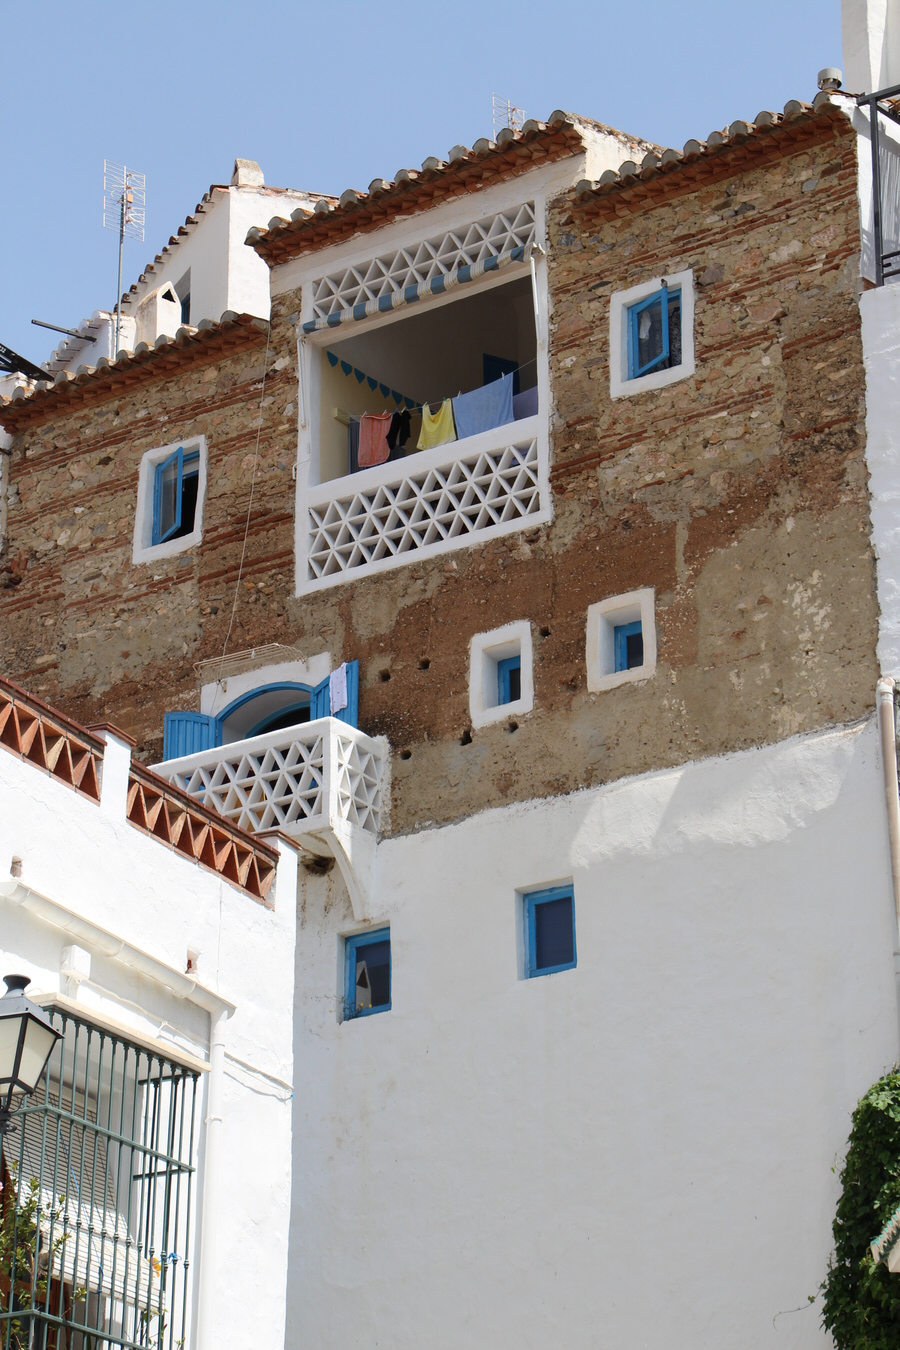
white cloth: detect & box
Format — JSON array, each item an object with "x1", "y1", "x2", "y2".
[{"x1": 329, "y1": 662, "x2": 348, "y2": 714}]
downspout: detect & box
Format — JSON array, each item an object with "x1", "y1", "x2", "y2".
[
  {"x1": 876, "y1": 676, "x2": 900, "y2": 1048},
  {"x1": 196, "y1": 1006, "x2": 229, "y2": 1350}
]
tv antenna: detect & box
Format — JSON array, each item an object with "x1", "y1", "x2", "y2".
[
  {"x1": 492, "y1": 93, "x2": 526, "y2": 137},
  {"x1": 103, "y1": 161, "x2": 145, "y2": 356}
]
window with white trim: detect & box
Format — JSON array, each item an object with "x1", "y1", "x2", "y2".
[
  {"x1": 585, "y1": 588, "x2": 657, "y2": 692},
  {"x1": 469, "y1": 620, "x2": 534, "y2": 728},
  {"x1": 609, "y1": 269, "x2": 695, "y2": 398},
  {"x1": 133, "y1": 436, "x2": 206, "y2": 564}
]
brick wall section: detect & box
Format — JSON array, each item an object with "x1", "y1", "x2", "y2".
[{"x1": 0, "y1": 113, "x2": 878, "y2": 836}]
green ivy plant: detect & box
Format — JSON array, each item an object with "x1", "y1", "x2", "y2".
[{"x1": 823, "y1": 1068, "x2": 900, "y2": 1348}]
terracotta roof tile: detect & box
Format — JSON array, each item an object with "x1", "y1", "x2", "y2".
[
  {"x1": 0, "y1": 312, "x2": 268, "y2": 433},
  {"x1": 568, "y1": 93, "x2": 849, "y2": 217},
  {"x1": 247, "y1": 111, "x2": 658, "y2": 266}
]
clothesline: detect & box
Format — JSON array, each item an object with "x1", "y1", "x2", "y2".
[{"x1": 338, "y1": 353, "x2": 540, "y2": 421}]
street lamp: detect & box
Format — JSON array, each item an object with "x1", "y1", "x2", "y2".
[{"x1": 0, "y1": 975, "x2": 62, "y2": 1135}]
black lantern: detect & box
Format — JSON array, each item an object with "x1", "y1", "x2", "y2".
[{"x1": 0, "y1": 974, "x2": 62, "y2": 1134}]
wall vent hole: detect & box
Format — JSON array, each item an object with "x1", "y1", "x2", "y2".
[
  {"x1": 539, "y1": 626, "x2": 551, "y2": 638},
  {"x1": 460, "y1": 728, "x2": 473, "y2": 746},
  {"x1": 400, "y1": 749, "x2": 412, "y2": 760},
  {"x1": 508, "y1": 720, "x2": 519, "y2": 733},
  {"x1": 418, "y1": 659, "x2": 430, "y2": 670},
  {"x1": 379, "y1": 669, "x2": 391, "y2": 682}
]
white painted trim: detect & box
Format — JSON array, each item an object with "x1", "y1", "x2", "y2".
[
  {"x1": 0, "y1": 877, "x2": 235, "y2": 1017},
  {"x1": 585, "y1": 588, "x2": 657, "y2": 693},
  {"x1": 132, "y1": 434, "x2": 207, "y2": 565},
  {"x1": 469, "y1": 620, "x2": 534, "y2": 728},
  {"x1": 609, "y1": 269, "x2": 695, "y2": 399}
]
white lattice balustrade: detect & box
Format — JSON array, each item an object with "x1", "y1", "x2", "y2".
[
  {"x1": 306, "y1": 425, "x2": 542, "y2": 583},
  {"x1": 154, "y1": 719, "x2": 386, "y2": 839},
  {"x1": 312, "y1": 203, "x2": 535, "y2": 321}
]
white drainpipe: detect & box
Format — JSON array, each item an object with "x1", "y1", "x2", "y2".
[
  {"x1": 196, "y1": 1006, "x2": 228, "y2": 1350},
  {"x1": 876, "y1": 676, "x2": 900, "y2": 1047}
]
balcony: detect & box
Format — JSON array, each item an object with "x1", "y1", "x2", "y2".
[
  {"x1": 301, "y1": 416, "x2": 546, "y2": 588},
  {"x1": 152, "y1": 717, "x2": 389, "y2": 918}
]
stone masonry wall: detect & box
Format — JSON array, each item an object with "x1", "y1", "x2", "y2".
[{"x1": 0, "y1": 114, "x2": 878, "y2": 838}]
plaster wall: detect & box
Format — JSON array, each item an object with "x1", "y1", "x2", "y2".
[
  {"x1": 842, "y1": 0, "x2": 900, "y2": 94},
  {"x1": 287, "y1": 719, "x2": 899, "y2": 1349},
  {"x1": 0, "y1": 734, "x2": 297, "y2": 1350}
]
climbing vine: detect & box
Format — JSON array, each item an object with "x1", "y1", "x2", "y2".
[{"x1": 823, "y1": 1068, "x2": 900, "y2": 1348}]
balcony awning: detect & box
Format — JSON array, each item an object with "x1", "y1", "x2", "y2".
[{"x1": 301, "y1": 243, "x2": 531, "y2": 334}]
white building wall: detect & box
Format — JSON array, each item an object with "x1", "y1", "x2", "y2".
[
  {"x1": 861, "y1": 283, "x2": 900, "y2": 674},
  {"x1": 0, "y1": 731, "x2": 297, "y2": 1350},
  {"x1": 287, "y1": 718, "x2": 899, "y2": 1349}
]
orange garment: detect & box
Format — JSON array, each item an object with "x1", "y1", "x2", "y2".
[{"x1": 358, "y1": 412, "x2": 392, "y2": 468}]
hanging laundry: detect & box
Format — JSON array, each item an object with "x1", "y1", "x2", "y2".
[
  {"x1": 329, "y1": 662, "x2": 348, "y2": 715},
  {"x1": 417, "y1": 399, "x2": 457, "y2": 450},
  {"x1": 348, "y1": 417, "x2": 360, "y2": 474},
  {"x1": 452, "y1": 371, "x2": 514, "y2": 441},
  {"x1": 513, "y1": 386, "x2": 539, "y2": 420},
  {"x1": 358, "y1": 411, "x2": 392, "y2": 468},
  {"x1": 387, "y1": 409, "x2": 412, "y2": 450}
]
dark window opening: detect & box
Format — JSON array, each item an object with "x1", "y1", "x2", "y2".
[
  {"x1": 346, "y1": 931, "x2": 391, "y2": 1018},
  {"x1": 527, "y1": 887, "x2": 577, "y2": 977}
]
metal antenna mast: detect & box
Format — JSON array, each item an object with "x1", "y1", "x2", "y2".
[
  {"x1": 492, "y1": 93, "x2": 526, "y2": 137},
  {"x1": 103, "y1": 161, "x2": 145, "y2": 356}
]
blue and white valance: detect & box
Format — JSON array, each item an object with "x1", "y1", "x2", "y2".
[{"x1": 301, "y1": 244, "x2": 531, "y2": 334}]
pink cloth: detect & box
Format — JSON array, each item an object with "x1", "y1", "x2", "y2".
[{"x1": 358, "y1": 412, "x2": 392, "y2": 467}]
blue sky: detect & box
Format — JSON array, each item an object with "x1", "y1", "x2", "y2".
[{"x1": 3, "y1": 0, "x2": 842, "y2": 367}]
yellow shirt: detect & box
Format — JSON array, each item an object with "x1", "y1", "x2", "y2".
[{"x1": 417, "y1": 399, "x2": 457, "y2": 450}]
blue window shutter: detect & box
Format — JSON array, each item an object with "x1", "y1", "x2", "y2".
[
  {"x1": 311, "y1": 661, "x2": 359, "y2": 724},
  {"x1": 628, "y1": 288, "x2": 671, "y2": 379},
  {"x1": 614, "y1": 621, "x2": 643, "y2": 673},
  {"x1": 310, "y1": 676, "x2": 330, "y2": 720},
  {"x1": 497, "y1": 655, "x2": 521, "y2": 705},
  {"x1": 153, "y1": 447, "x2": 184, "y2": 545},
  {"x1": 163, "y1": 711, "x2": 220, "y2": 760},
  {"x1": 333, "y1": 659, "x2": 359, "y2": 727}
]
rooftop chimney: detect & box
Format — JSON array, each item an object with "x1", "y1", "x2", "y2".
[{"x1": 231, "y1": 159, "x2": 265, "y2": 188}]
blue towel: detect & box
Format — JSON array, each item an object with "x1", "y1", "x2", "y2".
[{"x1": 452, "y1": 372, "x2": 514, "y2": 440}]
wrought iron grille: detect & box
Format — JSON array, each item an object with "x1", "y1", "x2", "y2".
[{"x1": 0, "y1": 1008, "x2": 199, "y2": 1350}]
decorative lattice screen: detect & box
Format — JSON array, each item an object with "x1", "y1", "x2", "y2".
[
  {"x1": 311, "y1": 203, "x2": 536, "y2": 321},
  {"x1": 306, "y1": 436, "x2": 541, "y2": 581}
]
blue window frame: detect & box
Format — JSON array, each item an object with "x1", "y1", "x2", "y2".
[
  {"x1": 614, "y1": 620, "x2": 644, "y2": 673},
  {"x1": 524, "y1": 885, "x2": 576, "y2": 978},
  {"x1": 497, "y1": 654, "x2": 521, "y2": 705},
  {"x1": 627, "y1": 286, "x2": 682, "y2": 380},
  {"x1": 152, "y1": 446, "x2": 200, "y2": 545},
  {"x1": 345, "y1": 928, "x2": 391, "y2": 1019}
]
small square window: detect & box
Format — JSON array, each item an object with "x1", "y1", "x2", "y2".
[
  {"x1": 586, "y1": 588, "x2": 656, "y2": 693},
  {"x1": 469, "y1": 620, "x2": 534, "y2": 728},
  {"x1": 524, "y1": 886, "x2": 576, "y2": 978},
  {"x1": 345, "y1": 929, "x2": 391, "y2": 1019},
  {"x1": 153, "y1": 446, "x2": 200, "y2": 545},
  {"x1": 627, "y1": 286, "x2": 682, "y2": 379},
  {"x1": 133, "y1": 436, "x2": 207, "y2": 565},
  {"x1": 610, "y1": 269, "x2": 694, "y2": 399}
]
